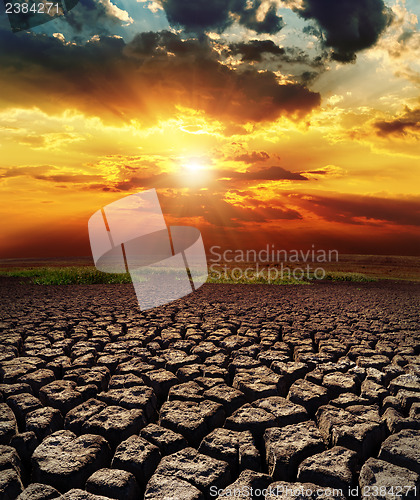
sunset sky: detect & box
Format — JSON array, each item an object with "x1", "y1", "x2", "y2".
[{"x1": 0, "y1": 0, "x2": 419, "y2": 258}]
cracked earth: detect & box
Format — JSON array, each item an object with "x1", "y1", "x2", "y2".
[{"x1": 0, "y1": 278, "x2": 419, "y2": 499}]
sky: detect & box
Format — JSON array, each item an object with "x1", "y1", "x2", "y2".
[{"x1": 0, "y1": 0, "x2": 419, "y2": 258}]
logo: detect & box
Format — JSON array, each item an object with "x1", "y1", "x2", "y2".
[{"x1": 88, "y1": 189, "x2": 208, "y2": 311}]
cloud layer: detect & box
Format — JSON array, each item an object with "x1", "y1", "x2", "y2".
[
  {"x1": 0, "y1": 29, "x2": 320, "y2": 123},
  {"x1": 159, "y1": 0, "x2": 284, "y2": 34}
]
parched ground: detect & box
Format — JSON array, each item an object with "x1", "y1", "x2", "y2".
[{"x1": 0, "y1": 279, "x2": 419, "y2": 499}]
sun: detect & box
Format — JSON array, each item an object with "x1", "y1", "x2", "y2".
[
  {"x1": 185, "y1": 160, "x2": 204, "y2": 173},
  {"x1": 179, "y1": 157, "x2": 212, "y2": 186}
]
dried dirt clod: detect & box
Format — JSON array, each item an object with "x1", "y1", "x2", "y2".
[
  {"x1": 112, "y1": 435, "x2": 161, "y2": 486},
  {"x1": 17, "y1": 482, "x2": 60, "y2": 500},
  {"x1": 199, "y1": 427, "x2": 261, "y2": 473},
  {"x1": 85, "y1": 468, "x2": 141, "y2": 500},
  {"x1": 216, "y1": 469, "x2": 272, "y2": 499},
  {"x1": 25, "y1": 406, "x2": 63, "y2": 441},
  {"x1": 0, "y1": 468, "x2": 24, "y2": 499},
  {"x1": 39, "y1": 380, "x2": 83, "y2": 416},
  {"x1": 10, "y1": 431, "x2": 38, "y2": 465},
  {"x1": 159, "y1": 399, "x2": 225, "y2": 447},
  {"x1": 225, "y1": 403, "x2": 277, "y2": 439},
  {"x1": 0, "y1": 444, "x2": 21, "y2": 480},
  {"x1": 287, "y1": 379, "x2": 329, "y2": 415},
  {"x1": 297, "y1": 446, "x2": 357, "y2": 491},
  {"x1": 64, "y1": 398, "x2": 107, "y2": 435},
  {"x1": 264, "y1": 421, "x2": 325, "y2": 481},
  {"x1": 144, "y1": 473, "x2": 204, "y2": 500},
  {"x1": 81, "y1": 406, "x2": 146, "y2": 450},
  {"x1": 96, "y1": 385, "x2": 157, "y2": 420},
  {"x1": 389, "y1": 374, "x2": 420, "y2": 395},
  {"x1": 59, "y1": 489, "x2": 110, "y2": 499},
  {"x1": 6, "y1": 393, "x2": 42, "y2": 429},
  {"x1": 266, "y1": 481, "x2": 347, "y2": 499},
  {"x1": 322, "y1": 372, "x2": 359, "y2": 398},
  {"x1": 31, "y1": 430, "x2": 112, "y2": 492},
  {"x1": 316, "y1": 404, "x2": 386, "y2": 459},
  {"x1": 0, "y1": 403, "x2": 17, "y2": 445},
  {"x1": 20, "y1": 369, "x2": 56, "y2": 396},
  {"x1": 378, "y1": 429, "x2": 420, "y2": 474},
  {"x1": 150, "y1": 447, "x2": 231, "y2": 499},
  {"x1": 359, "y1": 458, "x2": 419, "y2": 500},
  {"x1": 139, "y1": 423, "x2": 187, "y2": 456}
]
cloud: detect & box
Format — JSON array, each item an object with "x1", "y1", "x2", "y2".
[
  {"x1": 374, "y1": 107, "x2": 420, "y2": 137},
  {"x1": 293, "y1": 192, "x2": 420, "y2": 226},
  {"x1": 83, "y1": 164, "x2": 308, "y2": 192},
  {"x1": 55, "y1": 0, "x2": 133, "y2": 39},
  {"x1": 0, "y1": 165, "x2": 57, "y2": 180},
  {"x1": 291, "y1": 0, "x2": 393, "y2": 62},
  {"x1": 0, "y1": 29, "x2": 320, "y2": 124},
  {"x1": 158, "y1": 191, "x2": 302, "y2": 227},
  {"x1": 232, "y1": 150, "x2": 270, "y2": 163},
  {"x1": 159, "y1": 0, "x2": 284, "y2": 34},
  {"x1": 234, "y1": 1, "x2": 285, "y2": 34},
  {"x1": 221, "y1": 165, "x2": 308, "y2": 181},
  {"x1": 34, "y1": 173, "x2": 104, "y2": 183},
  {"x1": 226, "y1": 40, "x2": 328, "y2": 84},
  {"x1": 227, "y1": 40, "x2": 326, "y2": 68},
  {"x1": 228, "y1": 40, "x2": 286, "y2": 62},
  {"x1": 0, "y1": 165, "x2": 103, "y2": 184}
]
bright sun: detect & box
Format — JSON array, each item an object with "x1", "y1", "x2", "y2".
[{"x1": 185, "y1": 161, "x2": 204, "y2": 173}]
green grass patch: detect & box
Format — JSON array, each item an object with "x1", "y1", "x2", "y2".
[
  {"x1": 323, "y1": 271, "x2": 377, "y2": 282},
  {"x1": 207, "y1": 269, "x2": 310, "y2": 285},
  {"x1": 0, "y1": 266, "x2": 132, "y2": 285},
  {"x1": 0, "y1": 266, "x2": 377, "y2": 285}
]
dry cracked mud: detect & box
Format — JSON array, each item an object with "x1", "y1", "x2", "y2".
[{"x1": 0, "y1": 278, "x2": 419, "y2": 499}]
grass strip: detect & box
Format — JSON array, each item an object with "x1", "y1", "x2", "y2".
[{"x1": 0, "y1": 266, "x2": 377, "y2": 285}]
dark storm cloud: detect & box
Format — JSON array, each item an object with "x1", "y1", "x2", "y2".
[
  {"x1": 0, "y1": 29, "x2": 320, "y2": 123},
  {"x1": 159, "y1": 0, "x2": 232, "y2": 32},
  {"x1": 374, "y1": 107, "x2": 420, "y2": 137},
  {"x1": 291, "y1": 0, "x2": 393, "y2": 62},
  {"x1": 125, "y1": 29, "x2": 214, "y2": 58},
  {"x1": 228, "y1": 40, "x2": 285, "y2": 62},
  {"x1": 0, "y1": 28, "x2": 125, "y2": 71},
  {"x1": 234, "y1": 1, "x2": 284, "y2": 34},
  {"x1": 159, "y1": 0, "x2": 284, "y2": 34},
  {"x1": 226, "y1": 41, "x2": 327, "y2": 84}
]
